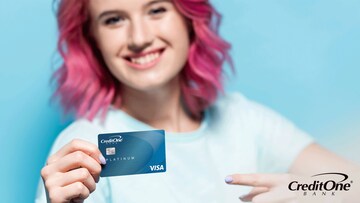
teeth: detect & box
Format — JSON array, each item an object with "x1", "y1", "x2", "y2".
[{"x1": 130, "y1": 52, "x2": 160, "y2": 65}]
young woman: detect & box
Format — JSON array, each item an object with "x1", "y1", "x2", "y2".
[{"x1": 36, "y1": 0, "x2": 360, "y2": 202}]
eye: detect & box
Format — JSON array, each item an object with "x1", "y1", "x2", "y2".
[
  {"x1": 149, "y1": 7, "x2": 167, "y2": 16},
  {"x1": 104, "y1": 16, "x2": 124, "y2": 25}
]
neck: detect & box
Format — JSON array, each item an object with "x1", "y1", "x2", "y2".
[{"x1": 120, "y1": 77, "x2": 200, "y2": 132}]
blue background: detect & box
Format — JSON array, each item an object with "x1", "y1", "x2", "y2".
[{"x1": 0, "y1": 0, "x2": 359, "y2": 202}]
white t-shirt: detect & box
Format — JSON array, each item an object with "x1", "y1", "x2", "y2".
[{"x1": 36, "y1": 92, "x2": 314, "y2": 203}]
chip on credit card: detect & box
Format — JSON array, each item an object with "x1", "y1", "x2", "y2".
[{"x1": 98, "y1": 130, "x2": 166, "y2": 177}]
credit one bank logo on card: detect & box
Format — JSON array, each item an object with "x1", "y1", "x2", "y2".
[
  {"x1": 288, "y1": 172, "x2": 353, "y2": 197},
  {"x1": 100, "y1": 135, "x2": 123, "y2": 144}
]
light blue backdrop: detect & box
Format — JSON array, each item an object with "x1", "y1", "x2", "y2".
[{"x1": 0, "y1": 0, "x2": 359, "y2": 202}]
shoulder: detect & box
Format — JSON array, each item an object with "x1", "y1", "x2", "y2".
[
  {"x1": 209, "y1": 92, "x2": 304, "y2": 134},
  {"x1": 49, "y1": 118, "x2": 105, "y2": 155},
  {"x1": 212, "y1": 92, "x2": 269, "y2": 114},
  {"x1": 214, "y1": 93, "x2": 314, "y2": 173},
  {"x1": 211, "y1": 92, "x2": 283, "y2": 121},
  {"x1": 60, "y1": 118, "x2": 103, "y2": 139}
]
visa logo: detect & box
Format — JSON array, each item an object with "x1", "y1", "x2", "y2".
[{"x1": 149, "y1": 165, "x2": 164, "y2": 171}]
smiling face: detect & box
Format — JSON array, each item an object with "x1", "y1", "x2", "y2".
[{"x1": 89, "y1": 0, "x2": 190, "y2": 92}]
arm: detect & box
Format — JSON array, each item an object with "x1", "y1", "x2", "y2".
[
  {"x1": 289, "y1": 143, "x2": 360, "y2": 175},
  {"x1": 226, "y1": 143, "x2": 360, "y2": 202}
]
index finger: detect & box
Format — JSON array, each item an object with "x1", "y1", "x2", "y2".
[
  {"x1": 47, "y1": 139, "x2": 104, "y2": 165},
  {"x1": 225, "y1": 173, "x2": 290, "y2": 187}
]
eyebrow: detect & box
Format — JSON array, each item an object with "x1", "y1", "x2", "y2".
[
  {"x1": 146, "y1": 0, "x2": 171, "y2": 8},
  {"x1": 97, "y1": 10, "x2": 125, "y2": 21},
  {"x1": 97, "y1": 0, "x2": 171, "y2": 20}
]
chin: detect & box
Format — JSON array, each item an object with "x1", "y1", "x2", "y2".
[
  {"x1": 126, "y1": 76, "x2": 179, "y2": 93},
  {"x1": 123, "y1": 80, "x2": 165, "y2": 91}
]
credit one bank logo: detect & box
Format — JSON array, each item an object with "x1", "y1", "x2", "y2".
[
  {"x1": 288, "y1": 172, "x2": 353, "y2": 196},
  {"x1": 100, "y1": 135, "x2": 123, "y2": 144}
]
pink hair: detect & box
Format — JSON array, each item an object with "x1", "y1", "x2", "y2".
[{"x1": 53, "y1": 0, "x2": 233, "y2": 120}]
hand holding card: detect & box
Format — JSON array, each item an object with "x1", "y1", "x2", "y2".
[
  {"x1": 98, "y1": 130, "x2": 167, "y2": 177},
  {"x1": 41, "y1": 139, "x2": 104, "y2": 203}
]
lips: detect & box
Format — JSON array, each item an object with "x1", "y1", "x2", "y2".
[{"x1": 123, "y1": 48, "x2": 165, "y2": 70}]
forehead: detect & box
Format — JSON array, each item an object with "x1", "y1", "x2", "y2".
[
  {"x1": 89, "y1": 0, "x2": 133, "y2": 11},
  {"x1": 89, "y1": 0, "x2": 171, "y2": 15}
]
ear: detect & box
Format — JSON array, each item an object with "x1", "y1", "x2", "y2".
[
  {"x1": 89, "y1": 30, "x2": 102, "y2": 55},
  {"x1": 183, "y1": 18, "x2": 195, "y2": 42},
  {"x1": 84, "y1": 15, "x2": 99, "y2": 46}
]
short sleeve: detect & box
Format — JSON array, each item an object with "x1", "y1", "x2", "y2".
[{"x1": 250, "y1": 101, "x2": 315, "y2": 173}]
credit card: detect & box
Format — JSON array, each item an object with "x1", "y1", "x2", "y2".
[{"x1": 98, "y1": 130, "x2": 166, "y2": 177}]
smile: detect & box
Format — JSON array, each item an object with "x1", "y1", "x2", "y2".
[
  {"x1": 123, "y1": 48, "x2": 165, "y2": 70},
  {"x1": 130, "y1": 52, "x2": 160, "y2": 64}
]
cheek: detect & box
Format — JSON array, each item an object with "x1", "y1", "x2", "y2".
[
  {"x1": 173, "y1": 28, "x2": 190, "y2": 71},
  {"x1": 93, "y1": 30, "x2": 129, "y2": 82},
  {"x1": 96, "y1": 29, "x2": 127, "y2": 58},
  {"x1": 157, "y1": 15, "x2": 190, "y2": 64}
]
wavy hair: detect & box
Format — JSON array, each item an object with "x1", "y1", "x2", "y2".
[{"x1": 53, "y1": 0, "x2": 233, "y2": 120}]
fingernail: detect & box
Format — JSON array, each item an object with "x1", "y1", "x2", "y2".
[
  {"x1": 99, "y1": 154, "x2": 106, "y2": 165},
  {"x1": 225, "y1": 176, "x2": 233, "y2": 183},
  {"x1": 239, "y1": 194, "x2": 247, "y2": 200}
]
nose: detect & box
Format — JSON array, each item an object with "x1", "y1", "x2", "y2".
[{"x1": 128, "y1": 18, "x2": 154, "y2": 53}]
